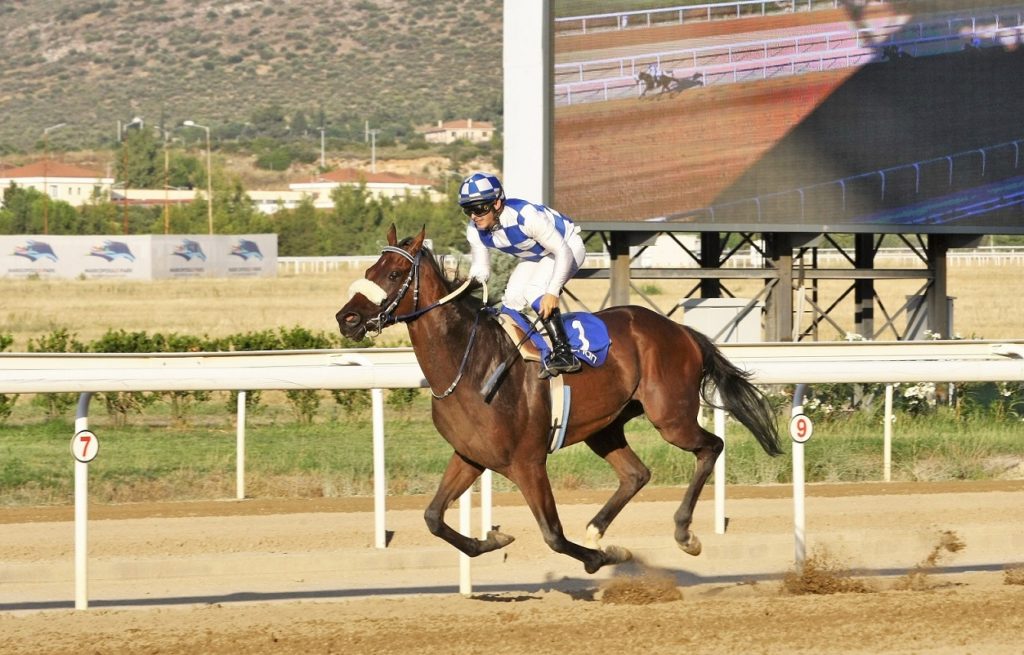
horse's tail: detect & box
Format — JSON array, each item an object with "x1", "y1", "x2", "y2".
[{"x1": 686, "y1": 326, "x2": 783, "y2": 456}]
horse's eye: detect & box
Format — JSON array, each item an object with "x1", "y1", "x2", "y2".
[{"x1": 389, "y1": 270, "x2": 402, "y2": 281}]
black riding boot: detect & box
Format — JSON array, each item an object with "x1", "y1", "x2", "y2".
[{"x1": 539, "y1": 308, "x2": 582, "y2": 379}]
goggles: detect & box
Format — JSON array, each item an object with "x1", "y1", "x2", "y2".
[{"x1": 462, "y1": 203, "x2": 495, "y2": 217}]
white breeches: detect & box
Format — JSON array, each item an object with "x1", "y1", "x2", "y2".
[{"x1": 502, "y1": 238, "x2": 586, "y2": 312}]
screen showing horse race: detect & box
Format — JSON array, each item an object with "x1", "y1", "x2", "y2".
[{"x1": 551, "y1": 0, "x2": 1024, "y2": 234}]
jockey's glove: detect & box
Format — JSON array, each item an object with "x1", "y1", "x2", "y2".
[{"x1": 469, "y1": 265, "x2": 490, "y2": 284}]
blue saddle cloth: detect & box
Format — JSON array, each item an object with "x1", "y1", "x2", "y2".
[{"x1": 499, "y1": 306, "x2": 612, "y2": 368}]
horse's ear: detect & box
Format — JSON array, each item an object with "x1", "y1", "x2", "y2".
[
  {"x1": 409, "y1": 226, "x2": 426, "y2": 254},
  {"x1": 386, "y1": 224, "x2": 397, "y2": 246}
]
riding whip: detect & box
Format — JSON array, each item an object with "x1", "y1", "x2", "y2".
[{"x1": 480, "y1": 315, "x2": 541, "y2": 401}]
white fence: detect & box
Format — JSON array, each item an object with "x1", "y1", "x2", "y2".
[
  {"x1": 554, "y1": 0, "x2": 876, "y2": 36},
  {"x1": 555, "y1": 16, "x2": 1024, "y2": 106},
  {"x1": 3, "y1": 340, "x2": 1024, "y2": 608},
  {"x1": 279, "y1": 247, "x2": 1024, "y2": 276}
]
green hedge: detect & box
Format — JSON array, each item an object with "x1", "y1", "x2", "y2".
[{"x1": 7, "y1": 326, "x2": 389, "y2": 426}]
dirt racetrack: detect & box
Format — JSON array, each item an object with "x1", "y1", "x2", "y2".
[{"x1": 2, "y1": 480, "x2": 1024, "y2": 654}]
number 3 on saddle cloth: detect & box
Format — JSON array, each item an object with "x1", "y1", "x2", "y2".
[
  {"x1": 498, "y1": 306, "x2": 612, "y2": 369},
  {"x1": 495, "y1": 306, "x2": 611, "y2": 453}
]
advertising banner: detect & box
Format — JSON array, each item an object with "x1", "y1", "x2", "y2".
[{"x1": 0, "y1": 234, "x2": 277, "y2": 279}]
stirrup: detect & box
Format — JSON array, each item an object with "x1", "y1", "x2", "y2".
[{"x1": 538, "y1": 354, "x2": 581, "y2": 379}]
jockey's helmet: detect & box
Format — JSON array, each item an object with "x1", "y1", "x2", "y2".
[{"x1": 458, "y1": 172, "x2": 504, "y2": 207}]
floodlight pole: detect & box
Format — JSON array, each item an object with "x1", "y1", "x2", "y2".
[
  {"x1": 41, "y1": 123, "x2": 66, "y2": 235},
  {"x1": 183, "y1": 120, "x2": 213, "y2": 234}
]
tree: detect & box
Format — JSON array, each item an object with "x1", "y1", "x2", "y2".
[
  {"x1": 167, "y1": 152, "x2": 203, "y2": 189},
  {"x1": 116, "y1": 129, "x2": 161, "y2": 188},
  {"x1": 291, "y1": 110, "x2": 308, "y2": 138},
  {"x1": 249, "y1": 105, "x2": 289, "y2": 139},
  {"x1": 276, "y1": 198, "x2": 321, "y2": 256}
]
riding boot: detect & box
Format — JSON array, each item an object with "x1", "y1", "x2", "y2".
[{"x1": 539, "y1": 308, "x2": 582, "y2": 379}]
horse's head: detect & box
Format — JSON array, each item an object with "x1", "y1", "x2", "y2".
[{"x1": 336, "y1": 225, "x2": 428, "y2": 340}]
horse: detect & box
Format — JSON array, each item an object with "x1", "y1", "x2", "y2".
[
  {"x1": 637, "y1": 70, "x2": 703, "y2": 98},
  {"x1": 336, "y1": 226, "x2": 782, "y2": 574},
  {"x1": 636, "y1": 70, "x2": 672, "y2": 97}
]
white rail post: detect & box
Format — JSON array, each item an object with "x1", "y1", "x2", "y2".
[
  {"x1": 790, "y1": 384, "x2": 812, "y2": 570},
  {"x1": 236, "y1": 391, "x2": 246, "y2": 500},
  {"x1": 883, "y1": 383, "x2": 894, "y2": 482},
  {"x1": 459, "y1": 486, "x2": 472, "y2": 595},
  {"x1": 713, "y1": 391, "x2": 727, "y2": 534},
  {"x1": 480, "y1": 469, "x2": 493, "y2": 539},
  {"x1": 372, "y1": 388, "x2": 386, "y2": 549},
  {"x1": 337, "y1": 353, "x2": 390, "y2": 549},
  {"x1": 73, "y1": 392, "x2": 94, "y2": 610}
]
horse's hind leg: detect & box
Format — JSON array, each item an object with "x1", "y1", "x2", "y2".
[
  {"x1": 582, "y1": 422, "x2": 651, "y2": 550},
  {"x1": 424, "y1": 452, "x2": 515, "y2": 557},
  {"x1": 511, "y1": 460, "x2": 631, "y2": 574},
  {"x1": 658, "y1": 420, "x2": 723, "y2": 556}
]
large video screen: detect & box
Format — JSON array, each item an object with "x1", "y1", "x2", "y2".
[{"x1": 552, "y1": 0, "x2": 1024, "y2": 234}]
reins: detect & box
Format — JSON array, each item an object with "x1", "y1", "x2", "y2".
[{"x1": 367, "y1": 244, "x2": 487, "y2": 399}]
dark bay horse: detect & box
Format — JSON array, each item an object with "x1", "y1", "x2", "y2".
[{"x1": 336, "y1": 226, "x2": 782, "y2": 574}]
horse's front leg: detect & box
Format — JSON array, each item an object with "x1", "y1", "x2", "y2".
[
  {"x1": 424, "y1": 452, "x2": 515, "y2": 557},
  {"x1": 513, "y1": 460, "x2": 631, "y2": 574}
]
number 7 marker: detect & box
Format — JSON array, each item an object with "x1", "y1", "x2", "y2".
[{"x1": 71, "y1": 430, "x2": 100, "y2": 463}]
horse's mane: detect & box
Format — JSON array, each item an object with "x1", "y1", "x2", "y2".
[{"x1": 396, "y1": 236, "x2": 488, "y2": 312}]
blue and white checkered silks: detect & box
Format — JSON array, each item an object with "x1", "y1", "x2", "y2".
[
  {"x1": 476, "y1": 199, "x2": 574, "y2": 262},
  {"x1": 459, "y1": 172, "x2": 504, "y2": 206}
]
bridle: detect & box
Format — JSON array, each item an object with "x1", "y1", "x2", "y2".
[{"x1": 346, "y1": 244, "x2": 484, "y2": 399}]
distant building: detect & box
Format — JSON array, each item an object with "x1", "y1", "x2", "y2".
[
  {"x1": 112, "y1": 188, "x2": 305, "y2": 215},
  {"x1": 289, "y1": 168, "x2": 442, "y2": 208},
  {"x1": 0, "y1": 160, "x2": 114, "y2": 207},
  {"x1": 418, "y1": 119, "x2": 495, "y2": 145},
  {"x1": 0, "y1": 160, "x2": 440, "y2": 215}
]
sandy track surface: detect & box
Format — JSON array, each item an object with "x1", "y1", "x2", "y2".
[{"x1": 2, "y1": 481, "x2": 1024, "y2": 654}]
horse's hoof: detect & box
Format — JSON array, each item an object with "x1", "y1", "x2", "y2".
[
  {"x1": 603, "y1": 545, "x2": 632, "y2": 565},
  {"x1": 486, "y1": 530, "x2": 515, "y2": 549},
  {"x1": 677, "y1": 533, "x2": 702, "y2": 557}
]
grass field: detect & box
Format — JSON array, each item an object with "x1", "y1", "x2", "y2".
[
  {"x1": 1, "y1": 259, "x2": 1022, "y2": 350},
  {"x1": 2, "y1": 260, "x2": 1023, "y2": 505}
]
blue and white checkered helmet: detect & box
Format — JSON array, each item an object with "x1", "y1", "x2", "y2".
[{"x1": 458, "y1": 172, "x2": 504, "y2": 207}]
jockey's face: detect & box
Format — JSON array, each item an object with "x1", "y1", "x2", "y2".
[{"x1": 466, "y1": 199, "x2": 501, "y2": 231}]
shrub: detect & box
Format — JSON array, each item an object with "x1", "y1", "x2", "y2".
[{"x1": 27, "y1": 328, "x2": 87, "y2": 420}]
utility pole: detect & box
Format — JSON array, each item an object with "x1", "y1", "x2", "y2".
[
  {"x1": 319, "y1": 126, "x2": 326, "y2": 168},
  {"x1": 368, "y1": 129, "x2": 379, "y2": 173}
]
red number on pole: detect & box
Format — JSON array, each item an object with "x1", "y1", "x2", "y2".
[
  {"x1": 71, "y1": 430, "x2": 99, "y2": 462},
  {"x1": 789, "y1": 414, "x2": 813, "y2": 443}
]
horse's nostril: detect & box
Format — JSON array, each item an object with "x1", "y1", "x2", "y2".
[{"x1": 343, "y1": 312, "x2": 361, "y2": 326}]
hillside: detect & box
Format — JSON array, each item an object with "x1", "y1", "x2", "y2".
[{"x1": 0, "y1": 0, "x2": 502, "y2": 153}]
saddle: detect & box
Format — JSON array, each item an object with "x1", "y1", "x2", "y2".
[
  {"x1": 492, "y1": 307, "x2": 612, "y2": 453},
  {"x1": 495, "y1": 307, "x2": 611, "y2": 368}
]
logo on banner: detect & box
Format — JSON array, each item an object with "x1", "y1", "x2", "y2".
[
  {"x1": 13, "y1": 240, "x2": 58, "y2": 262},
  {"x1": 173, "y1": 239, "x2": 207, "y2": 261},
  {"x1": 89, "y1": 240, "x2": 136, "y2": 262},
  {"x1": 231, "y1": 239, "x2": 264, "y2": 261}
]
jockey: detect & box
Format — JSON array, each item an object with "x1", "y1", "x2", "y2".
[{"x1": 459, "y1": 171, "x2": 586, "y2": 379}]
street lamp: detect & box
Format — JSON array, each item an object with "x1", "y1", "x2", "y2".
[
  {"x1": 183, "y1": 120, "x2": 213, "y2": 234},
  {"x1": 368, "y1": 128, "x2": 379, "y2": 174},
  {"x1": 41, "y1": 123, "x2": 66, "y2": 235}
]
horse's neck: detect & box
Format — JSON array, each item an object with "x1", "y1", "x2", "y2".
[{"x1": 405, "y1": 275, "x2": 476, "y2": 360}]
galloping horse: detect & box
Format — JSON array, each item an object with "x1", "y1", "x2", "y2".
[
  {"x1": 336, "y1": 226, "x2": 782, "y2": 574},
  {"x1": 637, "y1": 70, "x2": 704, "y2": 98},
  {"x1": 637, "y1": 70, "x2": 673, "y2": 97}
]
